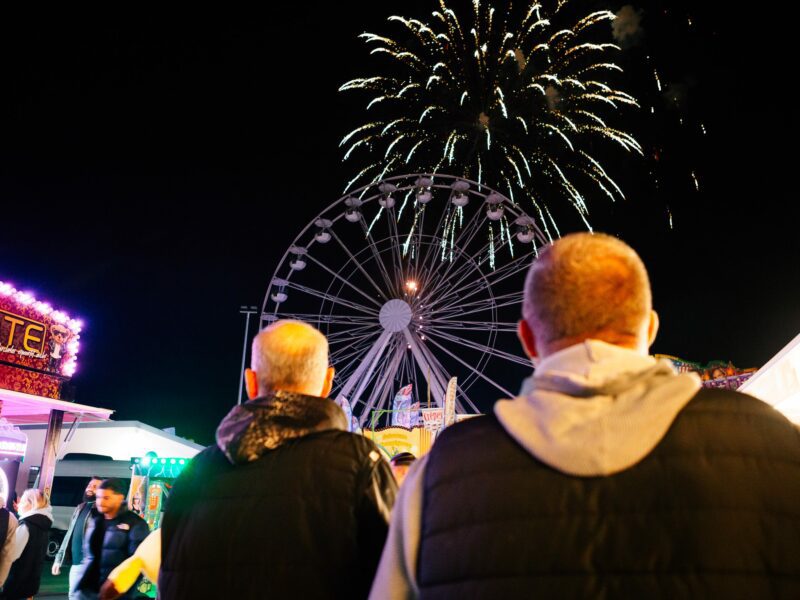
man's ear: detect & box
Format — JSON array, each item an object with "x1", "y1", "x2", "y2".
[
  {"x1": 517, "y1": 319, "x2": 539, "y2": 361},
  {"x1": 647, "y1": 310, "x2": 660, "y2": 348},
  {"x1": 244, "y1": 368, "x2": 259, "y2": 400},
  {"x1": 320, "y1": 366, "x2": 335, "y2": 398}
]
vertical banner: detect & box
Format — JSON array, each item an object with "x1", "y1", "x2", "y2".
[{"x1": 443, "y1": 377, "x2": 457, "y2": 429}]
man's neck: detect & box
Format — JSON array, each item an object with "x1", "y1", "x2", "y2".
[{"x1": 103, "y1": 507, "x2": 121, "y2": 520}]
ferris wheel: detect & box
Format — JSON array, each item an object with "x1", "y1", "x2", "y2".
[{"x1": 262, "y1": 173, "x2": 549, "y2": 427}]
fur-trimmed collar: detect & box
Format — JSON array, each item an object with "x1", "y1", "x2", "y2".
[{"x1": 216, "y1": 390, "x2": 348, "y2": 464}]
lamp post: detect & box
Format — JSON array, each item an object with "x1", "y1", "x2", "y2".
[{"x1": 237, "y1": 306, "x2": 259, "y2": 405}]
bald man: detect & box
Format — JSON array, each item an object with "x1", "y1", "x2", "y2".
[
  {"x1": 160, "y1": 320, "x2": 396, "y2": 599},
  {"x1": 371, "y1": 233, "x2": 800, "y2": 599}
]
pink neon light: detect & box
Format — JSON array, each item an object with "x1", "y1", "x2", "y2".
[{"x1": 0, "y1": 279, "x2": 83, "y2": 377}]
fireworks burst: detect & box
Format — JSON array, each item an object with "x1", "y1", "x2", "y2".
[{"x1": 339, "y1": 0, "x2": 642, "y2": 231}]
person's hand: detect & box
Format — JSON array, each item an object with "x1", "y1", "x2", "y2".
[
  {"x1": 99, "y1": 579, "x2": 122, "y2": 600},
  {"x1": 51, "y1": 564, "x2": 60, "y2": 576}
]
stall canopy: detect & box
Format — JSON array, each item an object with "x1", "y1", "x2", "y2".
[
  {"x1": 739, "y1": 332, "x2": 800, "y2": 423},
  {"x1": 0, "y1": 387, "x2": 112, "y2": 425}
]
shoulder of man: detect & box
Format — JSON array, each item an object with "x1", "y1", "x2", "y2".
[
  {"x1": 672, "y1": 386, "x2": 800, "y2": 448},
  {"x1": 683, "y1": 387, "x2": 796, "y2": 423}
]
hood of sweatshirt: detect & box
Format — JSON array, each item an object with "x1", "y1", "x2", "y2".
[
  {"x1": 216, "y1": 390, "x2": 348, "y2": 465},
  {"x1": 494, "y1": 340, "x2": 702, "y2": 476},
  {"x1": 19, "y1": 505, "x2": 53, "y2": 530}
]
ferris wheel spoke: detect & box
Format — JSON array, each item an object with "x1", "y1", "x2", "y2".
[
  {"x1": 326, "y1": 328, "x2": 380, "y2": 347},
  {"x1": 423, "y1": 318, "x2": 518, "y2": 332},
  {"x1": 358, "y1": 341, "x2": 405, "y2": 427},
  {"x1": 402, "y1": 329, "x2": 447, "y2": 407},
  {"x1": 329, "y1": 333, "x2": 379, "y2": 366},
  {"x1": 329, "y1": 229, "x2": 394, "y2": 300},
  {"x1": 411, "y1": 205, "x2": 426, "y2": 280},
  {"x1": 385, "y1": 206, "x2": 407, "y2": 288},
  {"x1": 456, "y1": 389, "x2": 481, "y2": 414},
  {"x1": 420, "y1": 332, "x2": 517, "y2": 398},
  {"x1": 434, "y1": 291, "x2": 524, "y2": 319},
  {"x1": 359, "y1": 220, "x2": 400, "y2": 297},
  {"x1": 303, "y1": 252, "x2": 385, "y2": 309},
  {"x1": 415, "y1": 196, "x2": 456, "y2": 283},
  {"x1": 410, "y1": 331, "x2": 455, "y2": 408},
  {"x1": 420, "y1": 236, "x2": 496, "y2": 308},
  {"x1": 415, "y1": 200, "x2": 484, "y2": 296},
  {"x1": 428, "y1": 250, "x2": 531, "y2": 312},
  {"x1": 272, "y1": 312, "x2": 376, "y2": 326},
  {"x1": 336, "y1": 329, "x2": 394, "y2": 406},
  {"x1": 425, "y1": 327, "x2": 532, "y2": 368},
  {"x1": 285, "y1": 281, "x2": 379, "y2": 316},
  {"x1": 439, "y1": 257, "x2": 530, "y2": 311}
]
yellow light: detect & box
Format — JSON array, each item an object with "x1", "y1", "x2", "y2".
[{"x1": 405, "y1": 280, "x2": 418, "y2": 293}]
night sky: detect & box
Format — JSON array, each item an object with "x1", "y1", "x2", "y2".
[{"x1": 2, "y1": 3, "x2": 798, "y2": 445}]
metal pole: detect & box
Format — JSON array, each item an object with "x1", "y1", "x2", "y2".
[
  {"x1": 237, "y1": 306, "x2": 259, "y2": 405},
  {"x1": 38, "y1": 409, "x2": 64, "y2": 501}
]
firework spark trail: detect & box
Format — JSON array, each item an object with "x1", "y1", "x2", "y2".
[{"x1": 340, "y1": 0, "x2": 641, "y2": 230}]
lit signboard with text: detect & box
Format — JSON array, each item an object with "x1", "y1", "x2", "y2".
[{"x1": 0, "y1": 280, "x2": 82, "y2": 399}]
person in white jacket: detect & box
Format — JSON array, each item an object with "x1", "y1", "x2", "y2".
[{"x1": 1, "y1": 489, "x2": 53, "y2": 599}]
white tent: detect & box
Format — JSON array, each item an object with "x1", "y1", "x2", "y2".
[{"x1": 739, "y1": 332, "x2": 800, "y2": 423}]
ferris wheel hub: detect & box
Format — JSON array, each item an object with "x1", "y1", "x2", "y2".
[{"x1": 379, "y1": 299, "x2": 412, "y2": 332}]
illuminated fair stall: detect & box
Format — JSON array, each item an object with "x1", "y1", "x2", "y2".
[{"x1": 0, "y1": 279, "x2": 112, "y2": 502}]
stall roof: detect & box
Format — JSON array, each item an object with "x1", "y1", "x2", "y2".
[
  {"x1": 0, "y1": 387, "x2": 113, "y2": 425},
  {"x1": 739, "y1": 332, "x2": 800, "y2": 423}
]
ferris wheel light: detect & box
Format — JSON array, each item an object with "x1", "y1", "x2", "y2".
[
  {"x1": 451, "y1": 193, "x2": 469, "y2": 207},
  {"x1": 405, "y1": 280, "x2": 418, "y2": 293}
]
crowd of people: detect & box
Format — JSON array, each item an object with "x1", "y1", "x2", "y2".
[{"x1": 2, "y1": 232, "x2": 800, "y2": 598}]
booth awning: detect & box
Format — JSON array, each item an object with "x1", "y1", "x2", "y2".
[
  {"x1": 739, "y1": 332, "x2": 800, "y2": 423},
  {"x1": 0, "y1": 387, "x2": 113, "y2": 425}
]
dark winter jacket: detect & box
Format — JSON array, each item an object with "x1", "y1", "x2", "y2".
[
  {"x1": 160, "y1": 390, "x2": 397, "y2": 600},
  {"x1": 76, "y1": 505, "x2": 149, "y2": 598},
  {"x1": 415, "y1": 388, "x2": 800, "y2": 599},
  {"x1": 1, "y1": 509, "x2": 53, "y2": 599}
]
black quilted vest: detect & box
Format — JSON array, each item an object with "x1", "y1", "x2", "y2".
[
  {"x1": 1, "y1": 512, "x2": 52, "y2": 599},
  {"x1": 418, "y1": 388, "x2": 800, "y2": 599}
]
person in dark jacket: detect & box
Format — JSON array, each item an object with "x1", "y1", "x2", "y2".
[
  {"x1": 0, "y1": 496, "x2": 19, "y2": 591},
  {"x1": 371, "y1": 232, "x2": 800, "y2": 599},
  {"x1": 74, "y1": 479, "x2": 149, "y2": 600},
  {"x1": 52, "y1": 476, "x2": 102, "y2": 599},
  {"x1": 160, "y1": 320, "x2": 397, "y2": 600},
  {"x1": 1, "y1": 489, "x2": 53, "y2": 599}
]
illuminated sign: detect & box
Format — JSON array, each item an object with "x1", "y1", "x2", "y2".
[
  {"x1": 0, "y1": 281, "x2": 82, "y2": 391},
  {"x1": 0, "y1": 310, "x2": 46, "y2": 355}
]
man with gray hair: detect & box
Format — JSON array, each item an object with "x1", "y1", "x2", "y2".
[
  {"x1": 371, "y1": 232, "x2": 800, "y2": 598},
  {"x1": 160, "y1": 320, "x2": 396, "y2": 599}
]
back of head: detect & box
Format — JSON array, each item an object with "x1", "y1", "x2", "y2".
[
  {"x1": 523, "y1": 233, "x2": 652, "y2": 350},
  {"x1": 19, "y1": 488, "x2": 48, "y2": 513},
  {"x1": 251, "y1": 320, "x2": 329, "y2": 395},
  {"x1": 390, "y1": 452, "x2": 417, "y2": 468}
]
